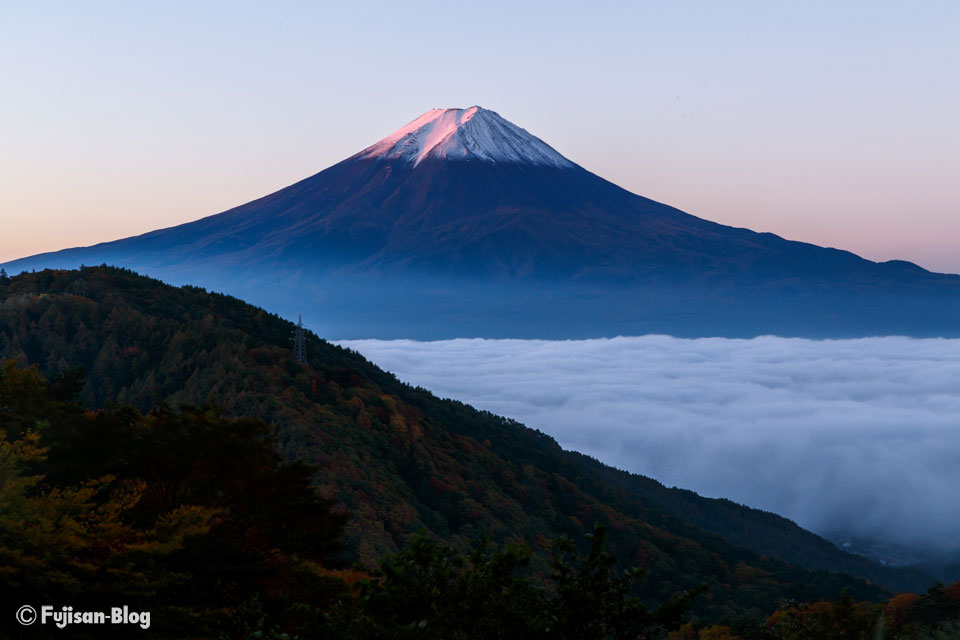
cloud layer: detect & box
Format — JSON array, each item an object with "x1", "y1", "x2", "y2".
[{"x1": 339, "y1": 336, "x2": 960, "y2": 551}]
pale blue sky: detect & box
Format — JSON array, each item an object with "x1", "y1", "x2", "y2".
[{"x1": 2, "y1": 1, "x2": 958, "y2": 271}]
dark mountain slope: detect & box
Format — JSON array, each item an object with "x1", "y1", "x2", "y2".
[
  {"x1": 7, "y1": 157, "x2": 883, "y2": 281},
  {"x1": 0, "y1": 267, "x2": 935, "y2": 619},
  {"x1": 6, "y1": 107, "x2": 960, "y2": 339}
]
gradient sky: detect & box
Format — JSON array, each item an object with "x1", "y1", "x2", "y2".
[{"x1": 2, "y1": 1, "x2": 958, "y2": 272}]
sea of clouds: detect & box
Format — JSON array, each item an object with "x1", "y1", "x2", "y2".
[{"x1": 338, "y1": 336, "x2": 960, "y2": 552}]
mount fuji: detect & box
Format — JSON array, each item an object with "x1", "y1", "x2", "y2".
[{"x1": 6, "y1": 106, "x2": 960, "y2": 338}]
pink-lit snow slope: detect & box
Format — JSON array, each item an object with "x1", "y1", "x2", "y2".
[{"x1": 354, "y1": 106, "x2": 574, "y2": 168}]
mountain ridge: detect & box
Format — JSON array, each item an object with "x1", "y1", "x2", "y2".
[{"x1": 0, "y1": 265, "x2": 937, "y2": 606}]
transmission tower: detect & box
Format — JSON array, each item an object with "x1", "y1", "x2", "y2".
[
  {"x1": 71, "y1": 278, "x2": 87, "y2": 297},
  {"x1": 292, "y1": 314, "x2": 308, "y2": 364}
]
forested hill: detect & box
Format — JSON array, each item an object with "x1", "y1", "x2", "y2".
[{"x1": 0, "y1": 267, "x2": 934, "y2": 618}]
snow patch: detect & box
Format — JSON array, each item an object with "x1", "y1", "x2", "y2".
[{"x1": 355, "y1": 106, "x2": 574, "y2": 168}]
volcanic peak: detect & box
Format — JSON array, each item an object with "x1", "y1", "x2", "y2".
[{"x1": 355, "y1": 106, "x2": 574, "y2": 168}]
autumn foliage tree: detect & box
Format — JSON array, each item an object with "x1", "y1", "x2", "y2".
[{"x1": 0, "y1": 362, "x2": 348, "y2": 638}]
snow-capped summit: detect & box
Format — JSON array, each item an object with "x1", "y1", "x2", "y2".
[{"x1": 355, "y1": 106, "x2": 574, "y2": 168}]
